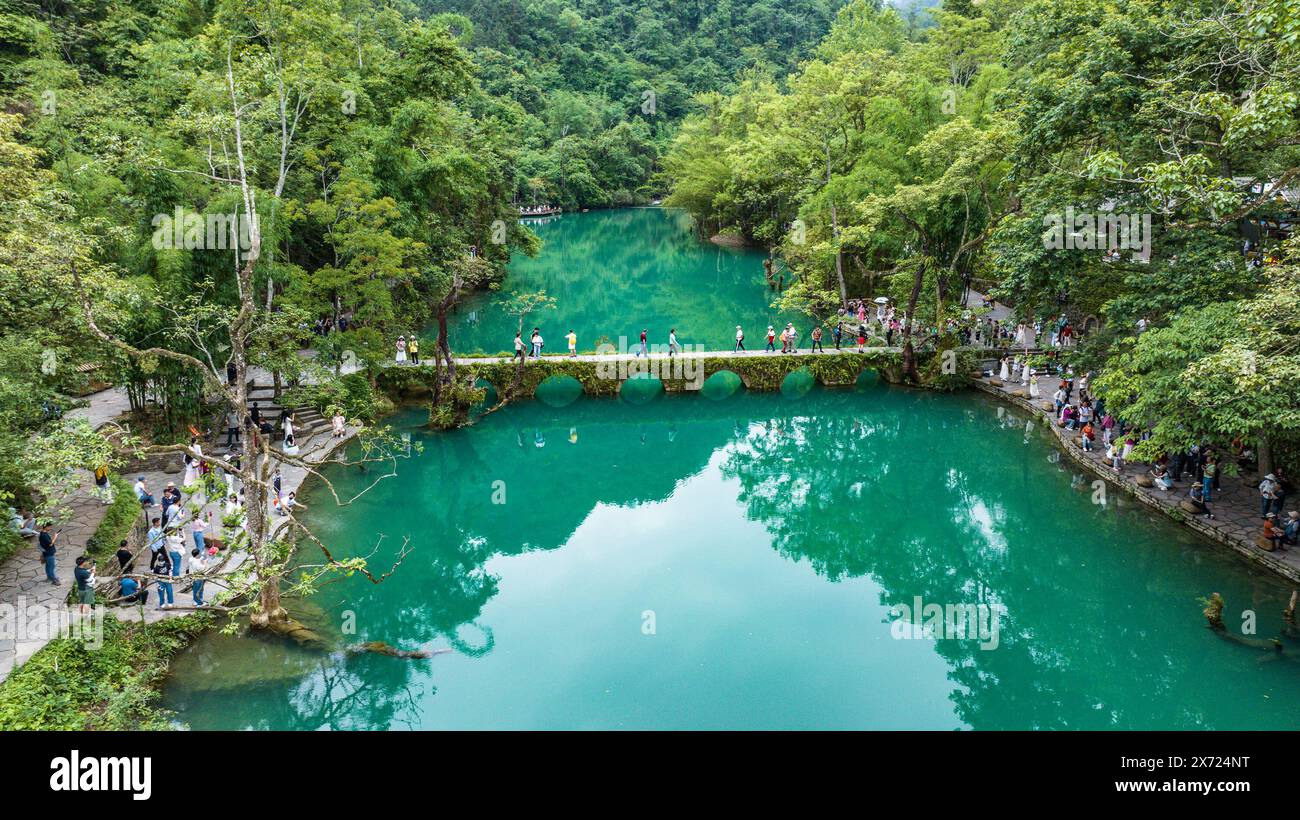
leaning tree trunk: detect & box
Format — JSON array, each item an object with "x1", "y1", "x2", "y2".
[
  {"x1": 901, "y1": 261, "x2": 926, "y2": 382},
  {"x1": 1258, "y1": 434, "x2": 1273, "y2": 479}
]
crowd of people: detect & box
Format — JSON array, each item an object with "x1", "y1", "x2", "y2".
[{"x1": 995, "y1": 353, "x2": 1300, "y2": 550}]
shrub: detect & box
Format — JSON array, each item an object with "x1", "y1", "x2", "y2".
[
  {"x1": 85, "y1": 475, "x2": 141, "y2": 556},
  {"x1": 0, "y1": 613, "x2": 213, "y2": 730}
]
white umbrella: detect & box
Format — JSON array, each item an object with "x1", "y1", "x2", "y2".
[{"x1": 873, "y1": 296, "x2": 890, "y2": 304}]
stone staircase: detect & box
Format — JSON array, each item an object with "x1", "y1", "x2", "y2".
[{"x1": 244, "y1": 382, "x2": 330, "y2": 448}]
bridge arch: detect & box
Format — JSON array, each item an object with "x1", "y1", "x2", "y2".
[
  {"x1": 701, "y1": 370, "x2": 744, "y2": 401},
  {"x1": 535, "y1": 374, "x2": 584, "y2": 407}
]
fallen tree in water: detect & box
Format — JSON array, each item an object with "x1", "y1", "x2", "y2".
[{"x1": 346, "y1": 641, "x2": 454, "y2": 660}]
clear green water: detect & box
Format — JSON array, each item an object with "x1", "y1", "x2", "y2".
[
  {"x1": 447, "y1": 207, "x2": 797, "y2": 353},
  {"x1": 163, "y1": 386, "x2": 1300, "y2": 730}
]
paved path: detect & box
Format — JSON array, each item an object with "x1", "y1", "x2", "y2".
[{"x1": 0, "y1": 474, "x2": 111, "y2": 680}]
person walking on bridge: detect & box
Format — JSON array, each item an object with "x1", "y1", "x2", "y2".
[
  {"x1": 637, "y1": 328, "x2": 648, "y2": 358},
  {"x1": 765, "y1": 325, "x2": 776, "y2": 352},
  {"x1": 514, "y1": 332, "x2": 525, "y2": 362},
  {"x1": 811, "y1": 325, "x2": 824, "y2": 352},
  {"x1": 567, "y1": 329, "x2": 577, "y2": 358},
  {"x1": 734, "y1": 326, "x2": 746, "y2": 353},
  {"x1": 668, "y1": 328, "x2": 679, "y2": 357}
]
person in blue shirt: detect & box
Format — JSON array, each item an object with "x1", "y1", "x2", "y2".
[
  {"x1": 146, "y1": 518, "x2": 164, "y2": 553},
  {"x1": 118, "y1": 575, "x2": 145, "y2": 604}
]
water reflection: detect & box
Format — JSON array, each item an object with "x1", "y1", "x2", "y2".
[{"x1": 165, "y1": 388, "x2": 1300, "y2": 730}]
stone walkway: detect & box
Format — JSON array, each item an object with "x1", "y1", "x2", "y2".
[{"x1": 0, "y1": 473, "x2": 111, "y2": 680}]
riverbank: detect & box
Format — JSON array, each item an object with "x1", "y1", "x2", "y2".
[{"x1": 972, "y1": 375, "x2": 1300, "y2": 584}]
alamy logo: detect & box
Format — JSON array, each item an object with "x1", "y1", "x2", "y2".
[
  {"x1": 151, "y1": 206, "x2": 258, "y2": 252},
  {"x1": 50, "y1": 751, "x2": 151, "y2": 801},
  {"x1": 1042, "y1": 207, "x2": 1151, "y2": 262},
  {"x1": 890, "y1": 596, "x2": 1005, "y2": 650}
]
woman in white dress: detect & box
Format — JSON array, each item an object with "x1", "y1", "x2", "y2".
[
  {"x1": 395, "y1": 335, "x2": 407, "y2": 364},
  {"x1": 998, "y1": 357, "x2": 1010, "y2": 381},
  {"x1": 1028, "y1": 371, "x2": 1040, "y2": 398},
  {"x1": 182, "y1": 437, "x2": 202, "y2": 488}
]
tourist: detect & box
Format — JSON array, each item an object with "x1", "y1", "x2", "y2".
[
  {"x1": 1029, "y1": 372, "x2": 1040, "y2": 399},
  {"x1": 118, "y1": 573, "x2": 145, "y2": 605},
  {"x1": 250, "y1": 401, "x2": 262, "y2": 429},
  {"x1": 225, "y1": 408, "x2": 242, "y2": 447},
  {"x1": 395, "y1": 335, "x2": 407, "y2": 364},
  {"x1": 1080, "y1": 421, "x2": 1095, "y2": 452},
  {"x1": 332, "y1": 410, "x2": 346, "y2": 438},
  {"x1": 38, "y1": 523, "x2": 59, "y2": 585},
  {"x1": 668, "y1": 328, "x2": 679, "y2": 356},
  {"x1": 1272, "y1": 467, "x2": 1291, "y2": 516},
  {"x1": 567, "y1": 329, "x2": 577, "y2": 358},
  {"x1": 1285, "y1": 511, "x2": 1300, "y2": 545},
  {"x1": 12, "y1": 509, "x2": 36, "y2": 537},
  {"x1": 1201, "y1": 456, "x2": 1216, "y2": 502},
  {"x1": 273, "y1": 469, "x2": 283, "y2": 507},
  {"x1": 189, "y1": 548, "x2": 208, "y2": 606},
  {"x1": 166, "y1": 527, "x2": 186, "y2": 583},
  {"x1": 1053, "y1": 386, "x2": 1067, "y2": 415},
  {"x1": 283, "y1": 491, "x2": 305, "y2": 517},
  {"x1": 160, "y1": 481, "x2": 177, "y2": 520},
  {"x1": 1260, "y1": 473, "x2": 1279, "y2": 518},
  {"x1": 192, "y1": 510, "x2": 210, "y2": 554},
  {"x1": 636, "y1": 328, "x2": 648, "y2": 357},
  {"x1": 146, "y1": 517, "x2": 165, "y2": 555},
  {"x1": 1100, "y1": 412, "x2": 1115, "y2": 447},
  {"x1": 1189, "y1": 484, "x2": 1214, "y2": 519},
  {"x1": 514, "y1": 332, "x2": 525, "y2": 361},
  {"x1": 74, "y1": 556, "x2": 96, "y2": 614},
  {"x1": 182, "y1": 437, "x2": 202, "y2": 488},
  {"x1": 116, "y1": 539, "x2": 134, "y2": 572},
  {"x1": 1121, "y1": 435, "x2": 1136, "y2": 462},
  {"x1": 134, "y1": 476, "x2": 156, "y2": 508},
  {"x1": 408, "y1": 335, "x2": 419, "y2": 365},
  {"x1": 833, "y1": 322, "x2": 842, "y2": 350},
  {"x1": 1107, "y1": 440, "x2": 1123, "y2": 471},
  {"x1": 530, "y1": 328, "x2": 543, "y2": 358},
  {"x1": 999, "y1": 356, "x2": 1010, "y2": 381},
  {"x1": 93, "y1": 463, "x2": 112, "y2": 505},
  {"x1": 1152, "y1": 463, "x2": 1173, "y2": 492},
  {"x1": 784, "y1": 323, "x2": 797, "y2": 353},
  {"x1": 734, "y1": 325, "x2": 746, "y2": 352},
  {"x1": 811, "y1": 325, "x2": 824, "y2": 352},
  {"x1": 765, "y1": 325, "x2": 776, "y2": 352},
  {"x1": 857, "y1": 324, "x2": 866, "y2": 353},
  {"x1": 1263, "y1": 513, "x2": 1286, "y2": 551},
  {"x1": 150, "y1": 547, "x2": 173, "y2": 609}
]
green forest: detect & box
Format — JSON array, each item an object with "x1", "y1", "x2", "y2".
[
  {"x1": 0, "y1": 0, "x2": 1298, "y2": 584},
  {"x1": 663, "y1": 0, "x2": 1300, "y2": 469}
]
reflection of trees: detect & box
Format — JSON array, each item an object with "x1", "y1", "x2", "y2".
[
  {"x1": 718, "y1": 392, "x2": 1294, "y2": 729},
  {"x1": 165, "y1": 631, "x2": 427, "y2": 730},
  {"x1": 448, "y1": 209, "x2": 796, "y2": 352},
  {"x1": 182, "y1": 390, "x2": 1296, "y2": 730}
]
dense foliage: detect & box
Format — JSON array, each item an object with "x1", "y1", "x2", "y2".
[
  {"x1": 0, "y1": 614, "x2": 213, "y2": 730},
  {"x1": 663, "y1": 0, "x2": 1300, "y2": 466},
  {"x1": 419, "y1": 0, "x2": 850, "y2": 208}
]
